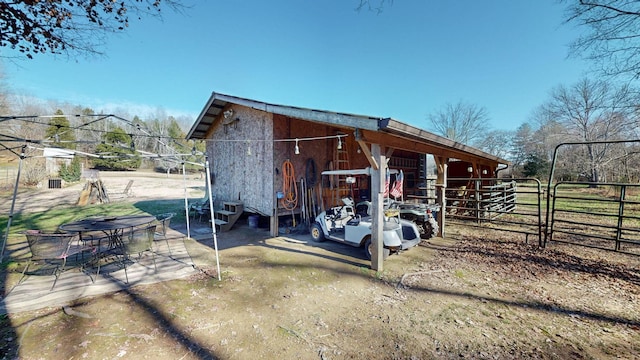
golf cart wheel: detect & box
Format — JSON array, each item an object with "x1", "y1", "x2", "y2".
[
  {"x1": 416, "y1": 219, "x2": 438, "y2": 240},
  {"x1": 364, "y1": 237, "x2": 390, "y2": 260},
  {"x1": 420, "y1": 218, "x2": 439, "y2": 239},
  {"x1": 310, "y1": 223, "x2": 325, "y2": 242}
]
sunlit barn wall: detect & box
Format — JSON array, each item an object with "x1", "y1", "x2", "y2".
[
  {"x1": 206, "y1": 105, "x2": 274, "y2": 215},
  {"x1": 205, "y1": 104, "x2": 374, "y2": 217}
]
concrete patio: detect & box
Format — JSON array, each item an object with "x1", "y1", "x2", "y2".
[{"x1": 1, "y1": 228, "x2": 202, "y2": 314}]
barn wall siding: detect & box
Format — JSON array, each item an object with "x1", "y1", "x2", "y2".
[
  {"x1": 205, "y1": 105, "x2": 383, "y2": 218},
  {"x1": 207, "y1": 106, "x2": 274, "y2": 215},
  {"x1": 273, "y1": 115, "x2": 345, "y2": 214}
]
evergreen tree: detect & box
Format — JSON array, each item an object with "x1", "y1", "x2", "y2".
[
  {"x1": 45, "y1": 109, "x2": 76, "y2": 149},
  {"x1": 522, "y1": 153, "x2": 549, "y2": 179},
  {"x1": 59, "y1": 156, "x2": 82, "y2": 182},
  {"x1": 92, "y1": 127, "x2": 141, "y2": 170}
]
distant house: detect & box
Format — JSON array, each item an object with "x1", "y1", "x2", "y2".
[
  {"x1": 187, "y1": 92, "x2": 509, "y2": 237},
  {"x1": 42, "y1": 147, "x2": 75, "y2": 188},
  {"x1": 43, "y1": 147, "x2": 74, "y2": 175}
]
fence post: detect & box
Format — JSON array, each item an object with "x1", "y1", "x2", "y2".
[
  {"x1": 615, "y1": 185, "x2": 626, "y2": 251},
  {"x1": 436, "y1": 184, "x2": 445, "y2": 237},
  {"x1": 475, "y1": 179, "x2": 481, "y2": 223}
]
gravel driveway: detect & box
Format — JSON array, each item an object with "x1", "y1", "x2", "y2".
[{"x1": 0, "y1": 170, "x2": 207, "y2": 214}]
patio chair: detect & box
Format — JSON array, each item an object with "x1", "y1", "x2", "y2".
[
  {"x1": 189, "y1": 198, "x2": 212, "y2": 222},
  {"x1": 109, "y1": 180, "x2": 135, "y2": 200},
  {"x1": 121, "y1": 179, "x2": 134, "y2": 196},
  {"x1": 121, "y1": 224, "x2": 157, "y2": 284},
  {"x1": 21, "y1": 230, "x2": 95, "y2": 290},
  {"x1": 77, "y1": 230, "x2": 113, "y2": 280},
  {"x1": 154, "y1": 212, "x2": 175, "y2": 256}
]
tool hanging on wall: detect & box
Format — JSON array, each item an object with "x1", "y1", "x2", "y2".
[
  {"x1": 281, "y1": 159, "x2": 298, "y2": 226},
  {"x1": 300, "y1": 177, "x2": 307, "y2": 225},
  {"x1": 308, "y1": 189, "x2": 313, "y2": 220},
  {"x1": 305, "y1": 158, "x2": 317, "y2": 187},
  {"x1": 305, "y1": 158, "x2": 317, "y2": 223}
]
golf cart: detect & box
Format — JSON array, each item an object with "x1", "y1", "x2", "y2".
[
  {"x1": 309, "y1": 196, "x2": 422, "y2": 260},
  {"x1": 356, "y1": 200, "x2": 440, "y2": 240}
]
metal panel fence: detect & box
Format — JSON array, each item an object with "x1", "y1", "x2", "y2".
[
  {"x1": 546, "y1": 182, "x2": 640, "y2": 256},
  {"x1": 445, "y1": 177, "x2": 543, "y2": 245}
]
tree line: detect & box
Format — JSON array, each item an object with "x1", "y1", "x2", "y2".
[
  {"x1": 0, "y1": 92, "x2": 204, "y2": 185},
  {"x1": 429, "y1": 78, "x2": 640, "y2": 184},
  {"x1": 4, "y1": 1, "x2": 640, "y2": 185}
]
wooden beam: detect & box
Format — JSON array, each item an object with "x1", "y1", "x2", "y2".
[
  {"x1": 358, "y1": 129, "x2": 499, "y2": 169},
  {"x1": 370, "y1": 144, "x2": 385, "y2": 271},
  {"x1": 356, "y1": 139, "x2": 379, "y2": 170}
]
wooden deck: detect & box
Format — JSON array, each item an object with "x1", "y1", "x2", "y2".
[{"x1": 1, "y1": 232, "x2": 198, "y2": 314}]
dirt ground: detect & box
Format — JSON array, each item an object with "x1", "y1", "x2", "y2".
[{"x1": 1, "y1": 172, "x2": 640, "y2": 359}]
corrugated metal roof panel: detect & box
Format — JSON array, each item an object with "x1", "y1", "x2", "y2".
[{"x1": 186, "y1": 91, "x2": 510, "y2": 165}]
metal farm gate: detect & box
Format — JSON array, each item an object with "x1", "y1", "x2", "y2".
[
  {"x1": 446, "y1": 139, "x2": 640, "y2": 257},
  {"x1": 543, "y1": 140, "x2": 640, "y2": 256},
  {"x1": 545, "y1": 181, "x2": 640, "y2": 255},
  {"x1": 445, "y1": 177, "x2": 543, "y2": 245}
]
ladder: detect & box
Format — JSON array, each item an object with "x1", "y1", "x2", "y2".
[{"x1": 332, "y1": 138, "x2": 351, "y2": 206}]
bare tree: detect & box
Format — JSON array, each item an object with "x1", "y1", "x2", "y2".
[
  {"x1": 356, "y1": 0, "x2": 393, "y2": 13},
  {"x1": 427, "y1": 100, "x2": 489, "y2": 145},
  {"x1": 563, "y1": 0, "x2": 640, "y2": 79},
  {"x1": 510, "y1": 123, "x2": 536, "y2": 174},
  {"x1": 541, "y1": 78, "x2": 639, "y2": 183},
  {"x1": 3, "y1": 95, "x2": 48, "y2": 142},
  {"x1": 0, "y1": 0, "x2": 183, "y2": 59},
  {"x1": 0, "y1": 66, "x2": 8, "y2": 114},
  {"x1": 474, "y1": 129, "x2": 513, "y2": 160}
]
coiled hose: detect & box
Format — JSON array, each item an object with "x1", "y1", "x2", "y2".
[{"x1": 281, "y1": 160, "x2": 298, "y2": 211}]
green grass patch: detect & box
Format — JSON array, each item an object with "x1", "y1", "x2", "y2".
[
  {"x1": 0, "y1": 202, "x2": 147, "y2": 235},
  {"x1": 0, "y1": 199, "x2": 192, "y2": 238},
  {"x1": 453, "y1": 269, "x2": 465, "y2": 279}
]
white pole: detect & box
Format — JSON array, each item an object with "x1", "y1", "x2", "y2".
[
  {"x1": 182, "y1": 162, "x2": 191, "y2": 240},
  {"x1": 205, "y1": 158, "x2": 221, "y2": 281},
  {"x1": 1, "y1": 146, "x2": 25, "y2": 259}
]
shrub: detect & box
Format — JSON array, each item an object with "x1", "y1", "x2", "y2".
[
  {"x1": 59, "y1": 157, "x2": 81, "y2": 183},
  {"x1": 21, "y1": 158, "x2": 47, "y2": 187}
]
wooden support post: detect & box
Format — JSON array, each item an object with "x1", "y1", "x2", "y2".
[
  {"x1": 371, "y1": 144, "x2": 385, "y2": 271},
  {"x1": 434, "y1": 156, "x2": 448, "y2": 238}
]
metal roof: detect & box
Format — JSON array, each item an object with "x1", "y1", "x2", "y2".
[{"x1": 187, "y1": 92, "x2": 509, "y2": 165}]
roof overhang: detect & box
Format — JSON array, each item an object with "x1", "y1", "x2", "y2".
[
  {"x1": 187, "y1": 92, "x2": 510, "y2": 166},
  {"x1": 375, "y1": 118, "x2": 507, "y2": 165},
  {"x1": 187, "y1": 92, "x2": 380, "y2": 140}
]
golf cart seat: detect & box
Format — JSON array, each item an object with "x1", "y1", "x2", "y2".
[{"x1": 346, "y1": 215, "x2": 361, "y2": 226}]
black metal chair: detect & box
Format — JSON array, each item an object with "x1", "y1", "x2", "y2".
[
  {"x1": 154, "y1": 212, "x2": 175, "y2": 256},
  {"x1": 121, "y1": 224, "x2": 157, "y2": 283},
  {"x1": 189, "y1": 198, "x2": 211, "y2": 222},
  {"x1": 21, "y1": 230, "x2": 95, "y2": 290},
  {"x1": 76, "y1": 230, "x2": 113, "y2": 281}
]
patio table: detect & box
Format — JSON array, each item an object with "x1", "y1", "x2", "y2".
[
  {"x1": 59, "y1": 215, "x2": 157, "y2": 278},
  {"x1": 60, "y1": 214, "x2": 156, "y2": 252}
]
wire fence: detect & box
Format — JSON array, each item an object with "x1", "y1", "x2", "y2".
[{"x1": 0, "y1": 167, "x2": 18, "y2": 189}]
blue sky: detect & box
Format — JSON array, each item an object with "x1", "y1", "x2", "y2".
[{"x1": 2, "y1": 0, "x2": 590, "y2": 132}]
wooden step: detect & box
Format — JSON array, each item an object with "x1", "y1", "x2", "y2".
[
  {"x1": 215, "y1": 201, "x2": 244, "y2": 232},
  {"x1": 224, "y1": 202, "x2": 243, "y2": 207}
]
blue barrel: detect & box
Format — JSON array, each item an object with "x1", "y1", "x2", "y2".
[{"x1": 248, "y1": 215, "x2": 260, "y2": 228}]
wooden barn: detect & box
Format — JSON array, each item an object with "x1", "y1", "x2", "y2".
[{"x1": 187, "y1": 92, "x2": 509, "y2": 267}]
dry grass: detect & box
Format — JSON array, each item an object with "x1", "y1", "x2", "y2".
[{"x1": 2, "y1": 224, "x2": 639, "y2": 359}]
